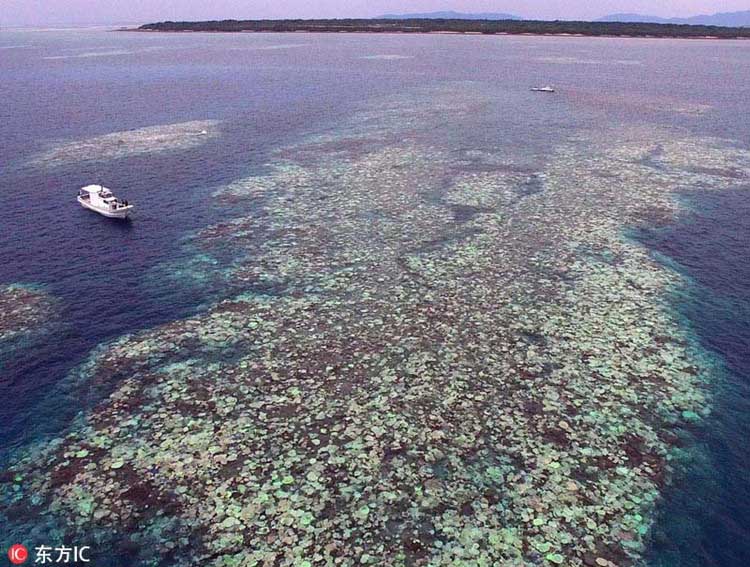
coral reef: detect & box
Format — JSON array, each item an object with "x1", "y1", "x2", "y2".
[
  {"x1": 28, "y1": 120, "x2": 221, "y2": 167},
  {"x1": 4, "y1": 85, "x2": 747, "y2": 566},
  {"x1": 0, "y1": 284, "x2": 57, "y2": 351}
]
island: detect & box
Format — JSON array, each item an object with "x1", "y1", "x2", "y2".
[{"x1": 137, "y1": 18, "x2": 750, "y2": 39}]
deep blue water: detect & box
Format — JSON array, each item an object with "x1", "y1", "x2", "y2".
[
  {"x1": 1, "y1": 28, "x2": 750, "y2": 566},
  {"x1": 638, "y1": 187, "x2": 750, "y2": 567}
]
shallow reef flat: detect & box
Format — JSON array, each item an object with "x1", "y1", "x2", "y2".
[
  {"x1": 0, "y1": 283, "x2": 57, "y2": 358},
  {"x1": 26, "y1": 120, "x2": 221, "y2": 168},
  {"x1": 4, "y1": 85, "x2": 749, "y2": 566}
]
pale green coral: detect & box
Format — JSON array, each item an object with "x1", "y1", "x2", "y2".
[{"x1": 2, "y1": 84, "x2": 742, "y2": 567}]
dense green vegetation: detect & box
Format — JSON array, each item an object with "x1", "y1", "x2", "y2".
[{"x1": 138, "y1": 18, "x2": 750, "y2": 38}]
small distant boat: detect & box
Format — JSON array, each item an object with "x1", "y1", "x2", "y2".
[
  {"x1": 531, "y1": 86, "x2": 556, "y2": 93},
  {"x1": 77, "y1": 184, "x2": 133, "y2": 219}
]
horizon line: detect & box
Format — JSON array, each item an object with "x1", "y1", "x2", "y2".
[{"x1": 3, "y1": 9, "x2": 749, "y2": 28}]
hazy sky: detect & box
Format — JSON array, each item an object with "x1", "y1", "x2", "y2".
[{"x1": 3, "y1": 1, "x2": 749, "y2": 26}]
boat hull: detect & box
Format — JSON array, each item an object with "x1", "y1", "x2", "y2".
[{"x1": 77, "y1": 196, "x2": 132, "y2": 219}]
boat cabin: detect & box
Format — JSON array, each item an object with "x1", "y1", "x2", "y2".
[
  {"x1": 77, "y1": 184, "x2": 133, "y2": 219},
  {"x1": 78, "y1": 185, "x2": 129, "y2": 211}
]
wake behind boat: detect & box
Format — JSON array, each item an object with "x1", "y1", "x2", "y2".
[{"x1": 77, "y1": 185, "x2": 133, "y2": 219}]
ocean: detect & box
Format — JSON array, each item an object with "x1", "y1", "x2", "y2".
[{"x1": 1, "y1": 28, "x2": 748, "y2": 566}]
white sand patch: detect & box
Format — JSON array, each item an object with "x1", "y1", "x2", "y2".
[
  {"x1": 29, "y1": 120, "x2": 221, "y2": 167},
  {"x1": 534, "y1": 56, "x2": 642, "y2": 66},
  {"x1": 44, "y1": 50, "x2": 139, "y2": 60},
  {"x1": 256, "y1": 43, "x2": 308, "y2": 50},
  {"x1": 359, "y1": 54, "x2": 414, "y2": 60},
  {"x1": 229, "y1": 44, "x2": 309, "y2": 51},
  {"x1": 535, "y1": 56, "x2": 602, "y2": 65},
  {"x1": 43, "y1": 46, "x2": 167, "y2": 60}
]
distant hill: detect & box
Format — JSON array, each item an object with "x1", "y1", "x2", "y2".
[
  {"x1": 598, "y1": 10, "x2": 750, "y2": 27},
  {"x1": 380, "y1": 11, "x2": 521, "y2": 21},
  {"x1": 597, "y1": 14, "x2": 671, "y2": 24}
]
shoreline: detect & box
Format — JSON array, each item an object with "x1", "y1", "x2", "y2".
[
  {"x1": 122, "y1": 27, "x2": 749, "y2": 41},
  {"x1": 129, "y1": 18, "x2": 750, "y2": 40}
]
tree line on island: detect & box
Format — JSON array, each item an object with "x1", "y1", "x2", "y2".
[{"x1": 138, "y1": 18, "x2": 750, "y2": 38}]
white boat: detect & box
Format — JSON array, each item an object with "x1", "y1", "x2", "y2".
[
  {"x1": 531, "y1": 86, "x2": 555, "y2": 93},
  {"x1": 77, "y1": 185, "x2": 133, "y2": 219}
]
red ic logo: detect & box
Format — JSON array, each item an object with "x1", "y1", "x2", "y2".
[{"x1": 8, "y1": 544, "x2": 28, "y2": 565}]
